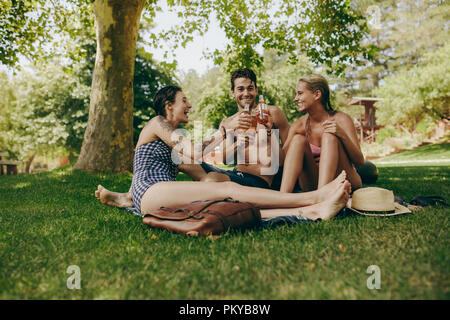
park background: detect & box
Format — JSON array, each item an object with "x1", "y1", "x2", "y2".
[
  {"x1": 0, "y1": 0, "x2": 449, "y2": 300},
  {"x1": 0, "y1": 0, "x2": 448, "y2": 171}
]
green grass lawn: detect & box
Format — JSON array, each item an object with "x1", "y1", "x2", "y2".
[
  {"x1": 373, "y1": 142, "x2": 450, "y2": 166},
  {"x1": 0, "y1": 144, "x2": 449, "y2": 299}
]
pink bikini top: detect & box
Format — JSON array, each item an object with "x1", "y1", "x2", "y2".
[
  {"x1": 306, "y1": 114, "x2": 332, "y2": 163},
  {"x1": 309, "y1": 143, "x2": 322, "y2": 159}
]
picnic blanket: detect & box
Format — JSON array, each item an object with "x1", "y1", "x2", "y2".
[
  {"x1": 121, "y1": 195, "x2": 447, "y2": 230},
  {"x1": 122, "y1": 205, "x2": 318, "y2": 228}
]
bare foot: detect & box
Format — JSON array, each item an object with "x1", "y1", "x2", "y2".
[
  {"x1": 300, "y1": 180, "x2": 350, "y2": 221},
  {"x1": 260, "y1": 180, "x2": 351, "y2": 220},
  {"x1": 314, "y1": 170, "x2": 347, "y2": 203},
  {"x1": 95, "y1": 185, "x2": 133, "y2": 208}
]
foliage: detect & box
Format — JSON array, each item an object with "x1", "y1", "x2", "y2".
[
  {"x1": 0, "y1": 1, "x2": 95, "y2": 161},
  {"x1": 191, "y1": 69, "x2": 237, "y2": 129},
  {"x1": 133, "y1": 47, "x2": 178, "y2": 144},
  {"x1": 0, "y1": 0, "x2": 49, "y2": 66},
  {"x1": 1, "y1": 0, "x2": 376, "y2": 173},
  {"x1": 0, "y1": 64, "x2": 90, "y2": 162},
  {"x1": 342, "y1": 0, "x2": 450, "y2": 95},
  {"x1": 415, "y1": 115, "x2": 436, "y2": 136},
  {"x1": 373, "y1": 43, "x2": 450, "y2": 130},
  {"x1": 153, "y1": 0, "x2": 376, "y2": 75},
  {"x1": 260, "y1": 52, "x2": 315, "y2": 123},
  {"x1": 0, "y1": 0, "x2": 94, "y2": 67},
  {"x1": 2, "y1": 0, "x2": 446, "y2": 170},
  {"x1": 0, "y1": 0, "x2": 178, "y2": 158},
  {"x1": 375, "y1": 125, "x2": 397, "y2": 144},
  {"x1": 0, "y1": 47, "x2": 178, "y2": 160}
]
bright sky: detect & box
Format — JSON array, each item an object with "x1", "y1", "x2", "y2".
[{"x1": 148, "y1": 4, "x2": 229, "y2": 76}]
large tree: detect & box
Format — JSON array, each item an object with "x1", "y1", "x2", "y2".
[{"x1": 74, "y1": 0, "x2": 147, "y2": 172}]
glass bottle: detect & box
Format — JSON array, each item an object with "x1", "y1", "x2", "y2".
[{"x1": 257, "y1": 95, "x2": 270, "y2": 125}]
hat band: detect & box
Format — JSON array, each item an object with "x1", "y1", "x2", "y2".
[{"x1": 352, "y1": 208, "x2": 395, "y2": 214}]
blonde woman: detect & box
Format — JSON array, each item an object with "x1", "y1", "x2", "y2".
[{"x1": 280, "y1": 75, "x2": 364, "y2": 193}]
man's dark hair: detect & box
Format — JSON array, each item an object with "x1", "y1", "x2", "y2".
[
  {"x1": 152, "y1": 85, "x2": 182, "y2": 117},
  {"x1": 230, "y1": 68, "x2": 257, "y2": 91}
]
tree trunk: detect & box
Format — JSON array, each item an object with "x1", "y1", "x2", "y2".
[
  {"x1": 74, "y1": 0, "x2": 146, "y2": 172},
  {"x1": 25, "y1": 153, "x2": 36, "y2": 174}
]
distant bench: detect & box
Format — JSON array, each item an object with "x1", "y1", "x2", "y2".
[{"x1": 0, "y1": 152, "x2": 21, "y2": 175}]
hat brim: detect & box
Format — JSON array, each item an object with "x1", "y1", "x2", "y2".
[{"x1": 348, "y1": 203, "x2": 412, "y2": 216}]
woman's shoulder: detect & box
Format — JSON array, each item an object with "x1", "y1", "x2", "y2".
[
  {"x1": 332, "y1": 111, "x2": 357, "y2": 130},
  {"x1": 333, "y1": 111, "x2": 353, "y2": 122},
  {"x1": 148, "y1": 115, "x2": 165, "y2": 126},
  {"x1": 136, "y1": 116, "x2": 162, "y2": 147},
  {"x1": 292, "y1": 115, "x2": 308, "y2": 128},
  {"x1": 141, "y1": 116, "x2": 162, "y2": 135}
]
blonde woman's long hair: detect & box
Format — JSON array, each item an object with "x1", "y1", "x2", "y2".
[{"x1": 298, "y1": 74, "x2": 336, "y2": 115}]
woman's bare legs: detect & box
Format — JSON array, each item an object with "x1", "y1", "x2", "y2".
[
  {"x1": 318, "y1": 133, "x2": 362, "y2": 190},
  {"x1": 95, "y1": 163, "x2": 210, "y2": 207},
  {"x1": 140, "y1": 173, "x2": 349, "y2": 214},
  {"x1": 280, "y1": 134, "x2": 318, "y2": 192},
  {"x1": 261, "y1": 180, "x2": 350, "y2": 221}
]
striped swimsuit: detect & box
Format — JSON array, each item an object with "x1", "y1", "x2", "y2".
[{"x1": 131, "y1": 140, "x2": 178, "y2": 213}]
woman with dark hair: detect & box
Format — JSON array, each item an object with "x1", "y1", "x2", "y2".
[
  {"x1": 96, "y1": 85, "x2": 351, "y2": 221},
  {"x1": 280, "y1": 74, "x2": 364, "y2": 193}
]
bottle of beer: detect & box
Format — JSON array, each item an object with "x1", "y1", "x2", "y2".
[{"x1": 257, "y1": 95, "x2": 270, "y2": 125}]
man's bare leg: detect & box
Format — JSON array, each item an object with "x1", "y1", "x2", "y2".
[
  {"x1": 200, "y1": 172, "x2": 231, "y2": 182},
  {"x1": 178, "y1": 163, "x2": 208, "y2": 181}
]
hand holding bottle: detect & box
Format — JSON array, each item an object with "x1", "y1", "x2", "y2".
[
  {"x1": 224, "y1": 108, "x2": 251, "y2": 131},
  {"x1": 237, "y1": 104, "x2": 253, "y2": 131}
]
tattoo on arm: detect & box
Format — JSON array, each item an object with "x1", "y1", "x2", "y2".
[{"x1": 156, "y1": 116, "x2": 175, "y2": 133}]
